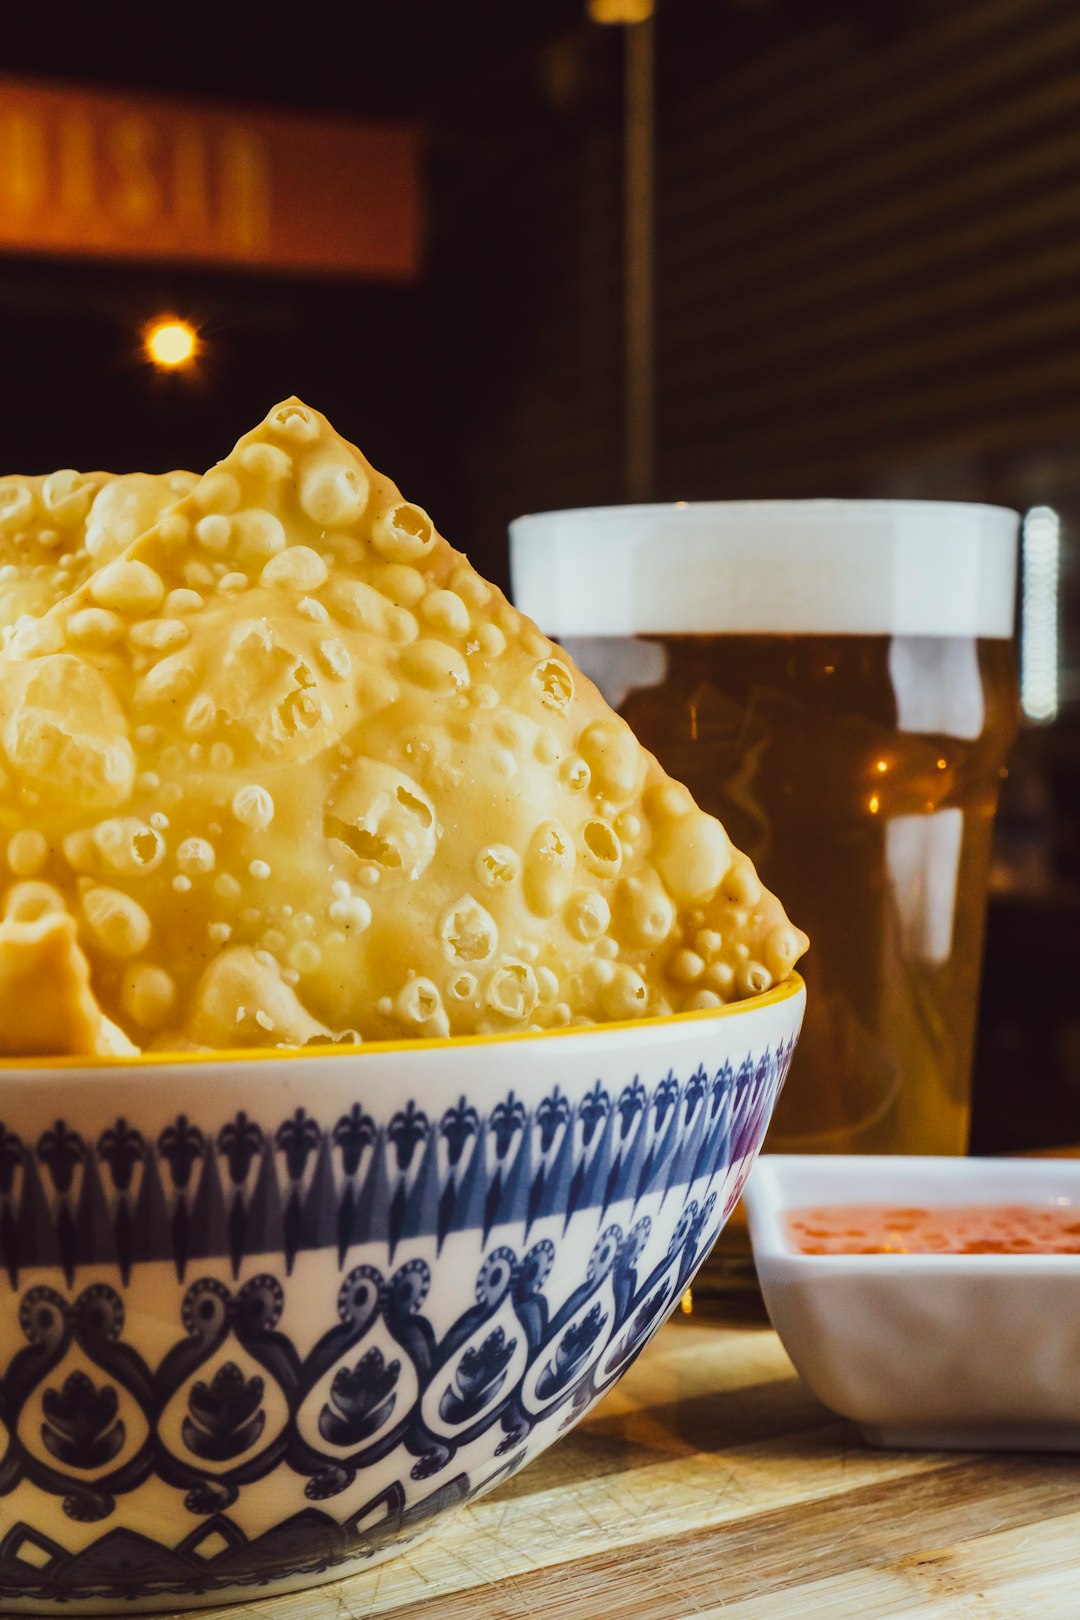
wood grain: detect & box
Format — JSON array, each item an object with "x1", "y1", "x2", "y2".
[{"x1": 165, "y1": 1313, "x2": 1080, "y2": 1620}]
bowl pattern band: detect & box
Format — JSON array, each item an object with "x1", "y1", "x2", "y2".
[{"x1": 0, "y1": 1027, "x2": 796, "y2": 1609}]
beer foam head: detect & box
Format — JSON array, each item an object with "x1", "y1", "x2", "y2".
[
  {"x1": 0, "y1": 400, "x2": 807, "y2": 1055},
  {"x1": 510, "y1": 500, "x2": 1019, "y2": 639}
]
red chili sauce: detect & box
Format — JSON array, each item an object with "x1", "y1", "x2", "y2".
[{"x1": 784, "y1": 1203, "x2": 1080, "y2": 1256}]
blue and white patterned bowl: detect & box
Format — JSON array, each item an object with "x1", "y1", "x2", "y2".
[{"x1": 0, "y1": 977, "x2": 804, "y2": 1613}]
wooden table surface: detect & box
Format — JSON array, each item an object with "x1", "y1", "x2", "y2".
[{"x1": 172, "y1": 1296, "x2": 1080, "y2": 1620}]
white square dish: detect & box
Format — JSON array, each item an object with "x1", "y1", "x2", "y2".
[{"x1": 743, "y1": 1154, "x2": 1080, "y2": 1451}]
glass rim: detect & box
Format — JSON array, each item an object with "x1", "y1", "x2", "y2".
[{"x1": 511, "y1": 496, "x2": 1021, "y2": 528}]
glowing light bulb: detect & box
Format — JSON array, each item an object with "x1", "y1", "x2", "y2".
[{"x1": 143, "y1": 318, "x2": 198, "y2": 370}]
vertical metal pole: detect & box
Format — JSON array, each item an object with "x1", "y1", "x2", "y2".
[{"x1": 624, "y1": 14, "x2": 656, "y2": 502}]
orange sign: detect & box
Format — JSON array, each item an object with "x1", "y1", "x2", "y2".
[{"x1": 0, "y1": 79, "x2": 423, "y2": 280}]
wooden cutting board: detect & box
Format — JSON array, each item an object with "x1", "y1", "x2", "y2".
[{"x1": 169, "y1": 1303, "x2": 1080, "y2": 1620}]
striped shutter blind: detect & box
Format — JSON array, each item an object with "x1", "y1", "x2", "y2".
[{"x1": 655, "y1": 0, "x2": 1080, "y2": 507}]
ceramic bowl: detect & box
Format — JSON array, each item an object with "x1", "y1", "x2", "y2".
[
  {"x1": 744, "y1": 1152, "x2": 1080, "y2": 1452},
  {"x1": 0, "y1": 977, "x2": 803, "y2": 1613}
]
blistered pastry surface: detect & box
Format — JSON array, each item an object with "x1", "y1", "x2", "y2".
[
  {"x1": 0, "y1": 401, "x2": 807, "y2": 1053},
  {"x1": 0, "y1": 470, "x2": 196, "y2": 633}
]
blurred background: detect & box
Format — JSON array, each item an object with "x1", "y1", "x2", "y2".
[{"x1": 0, "y1": 0, "x2": 1076, "y2": 1148}]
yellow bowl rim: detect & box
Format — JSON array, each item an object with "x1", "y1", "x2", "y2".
[{"x1": 0, "y1": 973, "x2": 806, "y2": 1073}]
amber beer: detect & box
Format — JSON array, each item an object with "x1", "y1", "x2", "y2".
[
  {"x1": 618, "y1": 631, "x2": 1016, "y2": 1152},
  {"x1": 510, "y1": 501, "x2": 1019, "y2": 1279}
]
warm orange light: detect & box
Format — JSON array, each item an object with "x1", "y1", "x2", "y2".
[
  {"x1": 144, "y1": 317, "x2": 198, "y2": 370},
  {"x1": 588, "y1": 0, "x2": 654, "y2": 21},
  {"x1": 875, "y1": 759, "x2": 888, "y2": 774},
  {"x1": 868, "y1": 795, "x2": 880, "y2": 815}
]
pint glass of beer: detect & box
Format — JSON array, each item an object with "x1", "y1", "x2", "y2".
[{"x1": 510, "y1": 502, "x2": 1019, "y2": 1288}]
